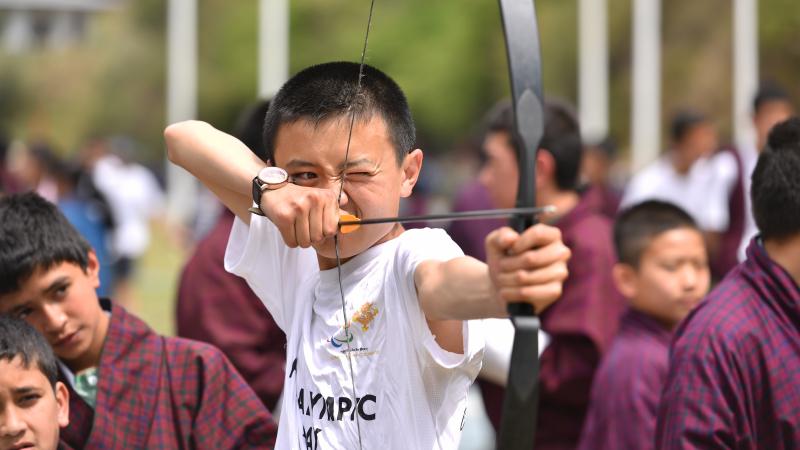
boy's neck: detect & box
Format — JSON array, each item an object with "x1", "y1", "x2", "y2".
[
  {"x1": 764, "y1": 234, "x2": 800, "y2": 287},
  {"x1": 317, "y1": 223, "x2": 405, "y2": 270},
  {"x1": 63, "y1": 310, "x2": 110, "y2": 373},
  {"x1": 539, "y1": 189, "x2": 580, "y2": 221}
]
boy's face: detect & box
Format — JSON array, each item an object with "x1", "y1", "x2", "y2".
[
  {"x1": 754, "y1": 100, "x2": 794, "y2": 151},
  {"x1": 0, "y1": 253, "x2": 109, "y2": 373},
  {"x1": 615, "y1": 227, "x2": 710, "y2": 329},
  {"x1": 0, "y1": 357, "x2": 69, "y2": 450},
  {"x1": 479, "y1": 131, "x2": 519, "y2": 210},
  {"x1": 272, "y1": 115, "x2": 421, "y2": 267}
]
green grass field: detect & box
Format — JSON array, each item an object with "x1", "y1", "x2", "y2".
[{"x1": 129, "y1": 224, "x2": 187, "y2": 336}]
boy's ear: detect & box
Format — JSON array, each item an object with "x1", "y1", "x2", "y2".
[
  {"x1": 535, "y1": 149, "x2": 556, "y2": 188},
  {"x1": 86, "y1": 250, "x2": 101, "y2": 290},
  {"x1": 399, "y1": 149, "x2": 423, "y2": 198},
  {"x1": 612, "y1": 263, "x2": 638, "y2": 300},
  {"x1": 55, "y1": 381, "x2": 70, "y2": 428}
]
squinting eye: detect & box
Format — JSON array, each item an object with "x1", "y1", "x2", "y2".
[{"x1": 291, "y1": 172, "x2": 317, "y2": 182}]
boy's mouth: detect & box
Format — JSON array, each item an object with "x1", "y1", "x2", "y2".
[
  {"x1": 8, "y1": 441, "x2": 35, "y2": 450},
  {"x1": 54, "y1": 329, "x2": 80, "y2": 349}
]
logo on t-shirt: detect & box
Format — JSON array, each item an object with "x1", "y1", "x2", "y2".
[{"x1": 326, "y1": 302, "x2": 380, "y2": 355}]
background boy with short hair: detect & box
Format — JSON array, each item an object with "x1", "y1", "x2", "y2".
[
  {"x1": 0, "y1": 192, "x2": 276, "y2": 449},
  {"x1": 578, "y1": 200, "x2": 710, "y2": 450},
  {"x1": 0, "y1": 315, "x2": 70, "y2": 450}
]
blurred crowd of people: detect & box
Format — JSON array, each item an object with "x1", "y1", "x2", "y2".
[{"x1": 0, "y1": 134, "x2": 164, "y2": 306}]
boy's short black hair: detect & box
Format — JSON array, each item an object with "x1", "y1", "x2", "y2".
[
  {"x1": 670, "y1": 109, "x2": 708, "y2": 143},
  {"x1": 753, "y1": 82, "x2": 791, "y2": 115},
  {"x1": 484, "y1": 99, "x2": 582, "y2": 191},
  {"x1": 0, "y1": 315, "x2": 59, "y2": 388},
  {"x1": 614, "y1": 200, "x2": 700, "y2": 267},
  {"x1": 751, "y1": 117, "x2": 800, "y2": 240},
  {"x1": 262, "y1": 62, "x2": 415, "y2": 165},
  {"x1": 0, "y1": 192, "x2": 91, "y2": 296}
]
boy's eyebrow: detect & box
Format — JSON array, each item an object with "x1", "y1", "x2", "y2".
[
  {"x1": 284, "y1": 159, "x2": 316, "y2": 169},
  {"x1": 284, "y1": 158, "x2": 376, "y2": 170},
  {"x1": 340, "y1": 158, "x2": 375, "y2": 169},
  {"x1": 13, "y1": 386, "x2": 41, "y2": 395},
  {"x1": 42, "y1": 276, "x2": 70, "y2": 296}
]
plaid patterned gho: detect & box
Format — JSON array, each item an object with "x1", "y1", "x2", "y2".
[
  {"x1": 656, "y1": 239, "x2": 800, "y2": 449},
  {"x1": 59, "y1": 300, "x2": 277, "y2": 449}
]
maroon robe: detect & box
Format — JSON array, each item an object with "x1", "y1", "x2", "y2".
[
  {"x1": 581, "y1": 184, "x2": 622, "y2": 220},
  {"x1": 60, "y1": 300, "x2": 277, "y2": 449},
  {"x1": 656, "y1": 239, "x2": 800, "y2": 449},
  {"x1": 711, "y1": 147, "x2": 746, "y2": 279},
  {"x1": 177, "y1": 209, "x2": 286, "y2": 410},
  {"x1": 478, "y1": 193, "x2": 627, "y2": 450},
  {"x1": 577, "y1": 309, "x2": 672, "y2": 450}
]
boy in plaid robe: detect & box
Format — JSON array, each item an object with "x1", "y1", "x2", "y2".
[
  {"x1": 0, "y1": 192, "x2": 277, "y2": 449},
  {"x1": 656, "y1": 117, "x2": 800, "y2": 448}
]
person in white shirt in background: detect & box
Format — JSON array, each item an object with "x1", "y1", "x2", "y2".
[
  {"x1": 81, "y1": 136, "x2": 164, "y2": 308},
  {"x1": 621, "y1": 110, "x2": 738, "y2": 270}
]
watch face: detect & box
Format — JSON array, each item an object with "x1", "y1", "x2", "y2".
[{"x1": 258, "y1": 166, "x2": 288, "y2": 185}]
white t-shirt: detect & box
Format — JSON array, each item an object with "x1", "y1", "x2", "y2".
[
  {"x1": 620, "y1": 152, "x2": 738, "y2": 232},
  {"x1": 738, "y1": 144, "x2": 759, "y2": 261},
  {"x1": 225, "y1": 216, "x2": 484, "y2": 450}
]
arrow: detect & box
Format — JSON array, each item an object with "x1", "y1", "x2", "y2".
[{"x1": 337, "y1": 205, "x2": 555, "y2": 233}]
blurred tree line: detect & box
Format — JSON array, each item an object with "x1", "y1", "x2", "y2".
[{"x1": 0, "y1": 0, "x2": 797, "y2": 165}]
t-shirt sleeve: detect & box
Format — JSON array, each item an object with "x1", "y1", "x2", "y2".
[
  {"x1": 224, "y1": 215, "x2": 317, "y2": 332},
  {"x1": 393, "y1": 228, "x2": 484, "y2": 373}
]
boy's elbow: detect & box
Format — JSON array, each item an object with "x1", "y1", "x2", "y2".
[{"x1": 164, "y1": 120, "x2": 203, "y2": 164}]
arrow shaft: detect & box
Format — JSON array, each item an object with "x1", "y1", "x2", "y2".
[{"x1": 338, "y1": 206, "x2": 555, "y2": 227}]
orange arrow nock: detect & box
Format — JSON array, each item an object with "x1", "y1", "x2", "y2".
[{"x1": 339, "y1": 214, "x2": 361, "y2": 234}]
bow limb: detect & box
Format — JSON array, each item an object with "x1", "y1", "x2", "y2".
[{"x1": 496, "y1": 0, "x2": 545, "y2": 448}]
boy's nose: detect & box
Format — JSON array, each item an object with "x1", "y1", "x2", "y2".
[
  {"x1": 0, "y1": 407, "x2": 26, "y2": 437},
  {"x1": 41, "y1": 303, "x2": 68, "y2": 335},
  {"x1": 337, "y1": 188, "x2": 350, "y2": 207},
  {"x1": 681, "y1": 266, "x2": 699, "y2": 290}
]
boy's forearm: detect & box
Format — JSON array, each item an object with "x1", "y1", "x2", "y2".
[
  {"x1": 164, "y1": 120, "x2": 265, "y2": 220},
  {"x1": 416, "y1": 257, "x2": 508, "y2": 321}
]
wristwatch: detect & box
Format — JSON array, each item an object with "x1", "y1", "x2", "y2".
[{"x1": 249, "y1": 166, "x2": 289, "y2": 216}]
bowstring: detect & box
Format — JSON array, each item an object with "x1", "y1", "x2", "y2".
[{"x1": 334, "y1": 1, "x2": 376, "y2": 448}]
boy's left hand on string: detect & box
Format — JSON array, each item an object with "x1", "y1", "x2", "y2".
[{"x1": 485, "y1": 223, "x2": 571, "y2": 314}]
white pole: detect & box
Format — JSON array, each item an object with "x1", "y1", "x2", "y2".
[
  {"x1": 2, "y1": 9, "x2": 33, "y2": 53},
  {"x1": 166, "y1": 0, "x2": 198, "y2": 226},
  {"x1": 578, "y1": 0, "x2": 609, "y2": 143},
  {"x1": 733, "y1": 0, "x2": 758, "y2": 151},
  {"x1": 631, "y1": 0, "x2": 662, "y2": 171},
  {"x1": 259, "y1": 0, "x2": 289, "y2": 98}
]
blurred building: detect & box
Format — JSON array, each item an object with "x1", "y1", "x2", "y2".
[{"x1": 0, "y1": 0, "x2": 122, "y2": 53}]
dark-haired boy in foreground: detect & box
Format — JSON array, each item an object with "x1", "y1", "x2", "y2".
[
  {"x1": 0, "y1": 192, "x2": 277, "y2": 449},
  {"x1": 166, "y1": 61, "x2": 570, "y2": 448},
  {"x1": 577, "y1": 200, "x2": 709, "y2": 450},
  {"x1": 656, "y1": 117, "x2": 800, "y2": 448},
  {"x1": 0, "y1": 315, "x2": 70, "y2": 450}
]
